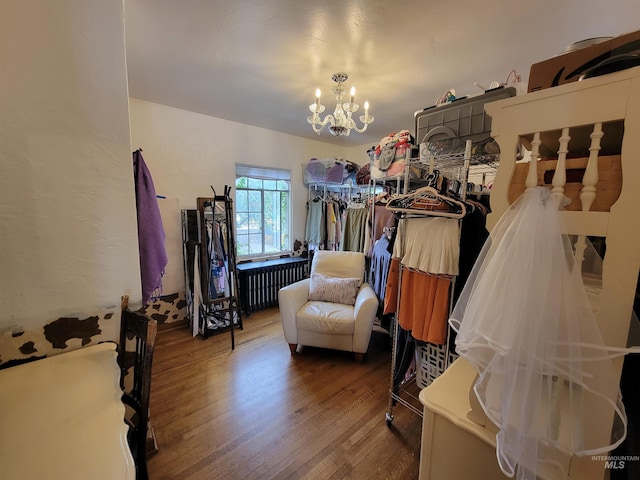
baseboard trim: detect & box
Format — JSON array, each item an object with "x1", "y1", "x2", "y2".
[{"x1": 157, "y1": 319, "x2": 188, "y2": 332}]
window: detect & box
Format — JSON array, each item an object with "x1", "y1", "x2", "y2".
[{"x1": 235, "y1": 165, "x2": 291, "y2": 258}]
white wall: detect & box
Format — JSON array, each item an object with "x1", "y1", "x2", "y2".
[
  {"x1": 129, "y1": 98, "x2": 371, "y2": 291},
  {"x1": 0, "y1": 0, "x2": 138, "y2": 329},
  {"x1": 345, "y1": 143, "x2": 375, "y2": 167},
  {"x1": 0, "y1": 0, "x2": 375, "y2": 334}
]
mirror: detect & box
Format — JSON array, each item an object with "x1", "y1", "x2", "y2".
[{"x1": 197, "y1": 197, "x2": 231, "y2": 304}]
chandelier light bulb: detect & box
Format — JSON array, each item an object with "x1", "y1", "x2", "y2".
[
  {"x1": 350, "y1": 86, "x2": 355, "y2": 104},
  {"x1": 360, "y1": 100, "x2": 374, "y2": 125}
]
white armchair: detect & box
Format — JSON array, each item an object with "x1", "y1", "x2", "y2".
[{"x1": 278, "y1": 251, "x2": 379, "y2": 362}]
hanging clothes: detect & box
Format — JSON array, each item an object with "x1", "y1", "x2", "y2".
[
  {"x1": 365, "y1": 201, "x2": 396, "y2": 257},
  {"x1": 383, "y1": 257, "x2": 400, "y2": 316},
  {"x1": 340, "y1": 204, "x2": 368, "y2": 252},
  {"x1": 398, "y1": 270, "x2": 451, "y2": 345},
  {"x1": 384, "y1": 258, "x2": 452, "y2": 345},
  {"x1": 454, "y1": 201, "x2": 489, "y2": 303},
  {"x1": 370, "y1": 234, "x2": 392, "y2": 303},
  {"x1": 392, "y1": 216, "x2": 460, "y2": 275},
  {"x1": 305, "y1": 196, "x2": 325, "y2": 246},
  {"x1": 132, "y1": 149, "x2": 168, "y2": 305},
  {"x1": 206, "y1": 219, "x2": 228, "y2": 297},
  {"x1": 383, "y1": 215, "x2": 459, "y2": 345},
  {"x1": 325, "y1": 200, "x2": 338, "y2": 250}
]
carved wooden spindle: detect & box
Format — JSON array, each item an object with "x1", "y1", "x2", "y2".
[
  {"x1": 575, "y1": 236, "x2": 588, "y2": 268},
  {"x1": 551, "y1": 127, "x2": 571, "y2": 208},
  {"x1": 525, "y1": 132, "x2": 541, "y2": 190},
  {"x1": 581, "y1": 122, "x2": 603, "y2": 211},
  {"x1": 575, "y1": 123, "x2": 604, "y2": 266}
]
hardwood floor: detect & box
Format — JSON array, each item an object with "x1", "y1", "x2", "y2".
[{"x1": 147, "y1": 308, "x2": 422, "y2": 480}]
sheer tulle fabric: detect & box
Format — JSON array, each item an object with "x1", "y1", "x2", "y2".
[{"x1": 449, "y1": 187, "x2": 635, "y2": 479}]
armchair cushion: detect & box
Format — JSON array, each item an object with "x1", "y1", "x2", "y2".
[
  {"x1": 297, "y1": 301, "x2": 355, "y2": 334},
  {"x1": 308, "y1": 273, "x2": 360, "y2": 305},
  {"x1": 310, "y1": 250, "x2": 365, "y2": 285}
]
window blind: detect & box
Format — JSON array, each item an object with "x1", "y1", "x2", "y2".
[{"x1": 236, "y1": 164, "x2": 291, "y2": 181}]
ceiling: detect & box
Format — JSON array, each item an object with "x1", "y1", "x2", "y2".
[{"x1": 124, "y1": 0, "x2": 640, "y2": 147}]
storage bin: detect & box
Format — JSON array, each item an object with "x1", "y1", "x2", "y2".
[
  {"x1": 416, "y1": 343, "x2": 459, "y2": 389},
  {"x1": 302, "y1": 158, "x2": 346, "y2": 185}
]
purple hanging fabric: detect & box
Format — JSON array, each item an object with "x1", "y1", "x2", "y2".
[{"x1": 133, "y1": 149, "x2": 168, "y2": 305}]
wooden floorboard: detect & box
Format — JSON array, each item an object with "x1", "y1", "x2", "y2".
[{"x1": 147, "y1": 307, "x2": 422, "y2": 480}]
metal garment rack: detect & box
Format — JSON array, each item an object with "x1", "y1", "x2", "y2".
[
  {"x1": 196, "y1": 187, "x2": 243, "y2": 349},
  {"x1": 383, "y1": 89, "x2": 514, "y2": 425},
  {"x1": 385, "y1": 140, "x2": 499, "y2": 425},
  {"x1": 306, "y1": 181, "x2": 374, "y2": 254},
  {"x1": 306, "y1": 181, "x2": 371, "y2": 200}
]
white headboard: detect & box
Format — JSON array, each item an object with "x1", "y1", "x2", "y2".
[{"x1": 486, "y1": 66, "x2": 640, "y2": 350}]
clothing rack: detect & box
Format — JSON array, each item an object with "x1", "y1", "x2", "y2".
[
  {"x1": 385, "y1": 139, "x2": 497, "y2": 425},
  {"x1": 379, "y1": 88, "x2": 514, "y2": 426},
  {"x1": 202, "y1": 190, "x2": 241, "y2": 347},
  {"x1": 180, "y1": 190, "x2": 242, "y2": 349},
  {"x1": 305, "y1": 182, "x2": 372, "y2": 253}
]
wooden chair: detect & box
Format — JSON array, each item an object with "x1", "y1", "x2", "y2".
[{"x1": 119, "y1": 295, "x2": 158, "y2": 480}]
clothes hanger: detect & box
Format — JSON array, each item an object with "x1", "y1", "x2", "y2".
[
  {"x1": 311, "y1": 185, "x2": 323, "y2": 202},
  {"x1": 385, "y1": 186, "x2": 466, "y2": 218},
  {"x1": 347, "y1": 192, "x2": 367, "y2": 209}
]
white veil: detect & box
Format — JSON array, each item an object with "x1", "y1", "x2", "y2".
[{"x1": 449, "y1": 187, "x2": 638, "y2": 479}]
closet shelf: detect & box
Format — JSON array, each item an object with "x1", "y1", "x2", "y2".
[
  {"x1": 413, "y1": 151, "x2": 500, "y2": 165},
  {"x1": 307, "y1": 182, "x2": 369, "y2": 192},
  {"x1": 409, "y1": 154, "x2": 500, "y2": 176}
]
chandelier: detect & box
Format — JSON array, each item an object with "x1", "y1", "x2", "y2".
[{"x1": 307, "y1": 72, "x2": 374, "y2": 137}]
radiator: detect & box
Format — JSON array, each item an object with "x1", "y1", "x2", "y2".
[{"x1": 236, "y1": 257, "x2": 308, "y2": 314}]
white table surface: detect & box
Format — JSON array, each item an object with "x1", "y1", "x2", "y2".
[{"x1": 0, "y1": 342, "x2": 136, "y2": 480}]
